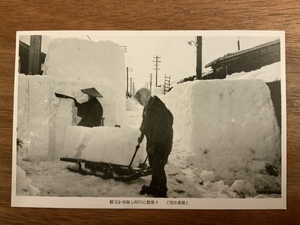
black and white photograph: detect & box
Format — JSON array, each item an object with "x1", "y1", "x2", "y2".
[{"x1": 11, "y1": 30, "x2": 286, "y2": 209}]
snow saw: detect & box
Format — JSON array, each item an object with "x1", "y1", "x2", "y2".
[{"x1": 60, "y1": 138, "x2": 151, "y2": 182}]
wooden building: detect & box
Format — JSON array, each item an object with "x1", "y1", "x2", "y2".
[
  {"x1": 19, "y1": 39, "x2": 46, "y2": 75},
  {"x1": 203, "y1": 39, "x2": 280, "y2": 80}
]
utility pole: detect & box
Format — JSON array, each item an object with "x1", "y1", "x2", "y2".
[
  {"x1": 130, "y1": 77, "x2": 133, "y2": 96},
  {"x1": 126, "y1": 67, "x2": 133, "y2": 98},
  {"x1": 196, "y1": 36, "x2": 202, "y2": 80},
  {"x1": 149, "y1": 73, "x2": 153, "y2": 92},
  {"x1": 28, "y1": 35, "x2": 42, "y2": 75},
  {"x1": 126, "y1": 67, "x2": 129, "y2": 98},
  {"x1": 132, "y1": 81, "x2": 135, "y2": 95},
  {"x1": 153, "y1": 55, "x2": 161, "y2": 87}
]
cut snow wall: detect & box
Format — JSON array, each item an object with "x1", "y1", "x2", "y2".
[
  {"x1": 164, "y1": 80, "x2": 281, "y2": 176},
  {"x1": 63, "y1": 126, "x2": 146, "y2": 167},
  {"x1": 17, "y1": 38, "x2": 127, "y2": 161},
  {"x1": 43, "y1": 38, "x2": 126, "y2": 127}
]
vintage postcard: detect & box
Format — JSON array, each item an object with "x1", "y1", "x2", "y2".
[{"x1": 11, "y1": 30, "x2": 286, "y2": 209}]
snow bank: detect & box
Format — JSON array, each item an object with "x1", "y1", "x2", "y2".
[
  {"x1": 63, "y1": 126, "x2": 147, "y2": 167},
  {"x1": 126, "y1": 98, "x2": 139, "y2": 111},
  {"x1": 16, "y1": 165, "x2": 40, "y2": 196},
  {"x1": 225, "y1": 62, "x2": 281, "y2": 83},
  {"x1": 17, "y1": 38, "x2": 126, "y2": 161},
  {"x1": 152, "y1": 86, "x2": 164, "y2": 95},
  {"x1": 164, "y1": 79, "x2": 281, "y2": 179}
]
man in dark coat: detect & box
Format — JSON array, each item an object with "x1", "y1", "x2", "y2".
[
  {"x1": 134, "y1": 88, "x2": 173, "y2": 197},
  {"x1": 75, "y1": 87, "x2": 103, "y2": 127}
]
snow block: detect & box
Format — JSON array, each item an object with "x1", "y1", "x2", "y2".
[
  {"x1": 164, "y1": 80, "x2": 281, "y2": 178},
  {"x1": 17, "y1": 75, "x2": 51, "y2": 160},
  {"x1": 43, "y1": 38, "x2": 126, "y2": 127},
  {"x1": 63, "y1": 126, "x2": 147, "y2": 167},
  {"x1": 43, "y1": 38, "x2": 125, "y2": 82},
  {"x1": 17, "y1": 38, "x2": 127, "y2": 161}
]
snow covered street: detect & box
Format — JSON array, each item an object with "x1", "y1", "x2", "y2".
[
  {"x1": 13, "y1": 34, "x2": 284, "y2": 208},
  {"x1": 17, "y1": 102, "x2": 280, "y2": 199}
]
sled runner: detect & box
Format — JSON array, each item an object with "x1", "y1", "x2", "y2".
[
  {"x1": 60, "y1": 157, "x2": 151, "y2": 182},
  {"x1": 60, "y1": 140, "x2": 151, "y2": 182}
]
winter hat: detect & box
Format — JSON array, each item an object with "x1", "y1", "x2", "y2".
[
  {"x1": 134, "y1": 88, "x2": 151, "y2": 106},
  {"x1": 81, "y1": 87, "x2": 103, "y2": 98}
]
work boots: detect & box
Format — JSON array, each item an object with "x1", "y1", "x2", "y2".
[
  {"x1": 154, "y1": 186, "x2": 168, "y2": 198},
  {"x1": 139, "y1": 185, "x2": 155, "y2": 195},
  {"x1": 139, "y1": 185, "x2": 168, "y2": 198}
]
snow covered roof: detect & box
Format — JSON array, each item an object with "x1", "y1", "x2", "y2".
[{"x1": 205, "y1": 39, "x2": 280, "y2": 68}]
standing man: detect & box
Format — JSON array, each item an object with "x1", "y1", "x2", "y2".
[
  {"x1": 134, "y1": 88, "x2": 173, "y2": 197},
  {"x1": 75, "y1": 87, "x2": 103, "y2": 127}
]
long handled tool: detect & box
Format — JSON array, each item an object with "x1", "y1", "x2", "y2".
[
  {"x1": 128, "y1": 142, "x2": 141, "y2": 169},
  {"x1": 128, "y1": 133, "x2": 146, "y2": 169},
  {"x1": 55, "y1": 92, "x2": 78, "y2": 104}
]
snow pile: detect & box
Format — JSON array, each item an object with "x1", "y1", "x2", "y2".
[
  {"x1": 225, "y1": 62, "x2": 281, "y2": 83},
  {"x1": 230, "y1": 180, "x2": 257, "y2": 197},
  {"x1": 200, "y1": 180, "x2": 239, "y2": 198},
  {"x1": 63, "y1": 126, "x2": 146, "y2": 167},
  {"x1": 152, "y1": 86, "x2": 164, "y2": 95},
  {"x1": 17, "y1": 38, "x2": 126, "y2": 161},
  {"x1": 16, "y1": 165, "x2": 40, "y2": 196},
  {"x1": 200, "y1": 170, "x2": 216, "y2": 182},
  {"x1": 126, "y1": 98, "x2": 139, "y2": 111},
  {"x1": 163, "y1": 79, "x2": 281, "y2": 180}
]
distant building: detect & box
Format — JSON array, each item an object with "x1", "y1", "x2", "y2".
[
  {"x1": 203, "y1": 39, "x2": 280, "y2": 80},
  {"x1": 19, "y1": 40, "x2": 46, "y2": 75}
]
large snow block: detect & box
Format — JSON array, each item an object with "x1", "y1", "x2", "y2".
[
  {"x1": 17, "y1": 75, "x2": 75, "y2": 161},
  {"x1": 63, "y1": 126, "x2": 147, "y2": 167},
  {"x1": 43, "y1": 38, "x2": 125, "y2": 84},
  {"x1": 43, "y1": 38, "x2": 126, "y2": 127},
  {"x1": 17, "y1": 37, "x2": 128, "y2": 161},
  {"x1": 164, "y1": 80, "x2": 281, "y2": 176},
  {"x1": 17, "y1": 75, "x2": 51, "y2": 160}
]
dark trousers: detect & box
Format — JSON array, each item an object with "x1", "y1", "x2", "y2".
[{"x1": 148, "y1": 155, "x2": 168, "y2": 196}]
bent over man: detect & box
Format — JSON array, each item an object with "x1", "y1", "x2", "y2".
[{"x1": 134, "y1": 88, "x2": 173, "y2": 197}]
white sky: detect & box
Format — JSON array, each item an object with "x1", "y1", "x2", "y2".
[{"x1": 19, "y1": 31, "x2": 281, "y2": 90}]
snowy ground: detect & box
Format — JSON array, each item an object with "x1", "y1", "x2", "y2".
[
  {"x1": 15, "y1": 37, "x2": 282, "y2": 200},
  {"x1": 17, "y1": 100, "x2": 280, "y2": 199}
]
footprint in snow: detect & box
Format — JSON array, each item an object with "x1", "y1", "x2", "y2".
[
  {"x1": 173, "y1": 189, "x2": 185, "y2": 194},
  {"x1": 175, "y1": 178, "x2": 184, "y2": 184}
]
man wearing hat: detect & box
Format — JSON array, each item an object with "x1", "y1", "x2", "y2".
[
  {"x1": 134, "y1": 88, "x2": 173, "y2": 197},
  {"x1": 75, "y1": 87, "x2": 103, "y2": 127}
]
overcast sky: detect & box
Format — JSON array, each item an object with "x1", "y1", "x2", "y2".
[{"x1": 19, "y1": 31, "x2": 280, "y2": 90}]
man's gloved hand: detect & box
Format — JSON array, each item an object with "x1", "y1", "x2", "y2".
[
  {"x1": 138, "y1": 135, "x2": 144, "y2": 144},
  {"x1": 146, "y1": 146, "x2": 155, "y2": 155}
]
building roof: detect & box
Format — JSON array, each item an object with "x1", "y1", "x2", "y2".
[{"x1": 205, "y1": 39, "x2": 280, "y2": 68}]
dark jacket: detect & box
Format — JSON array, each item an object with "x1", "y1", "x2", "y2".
[
  {"x1": 140, "y1": 96, "x2": 173, "y2": 158},
  {"x1": 75, "y1": 97, "x2": 103, "y2": 127}
]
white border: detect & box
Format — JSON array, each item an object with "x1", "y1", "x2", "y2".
[{"x1": 12, "y1": 30, "x2": 286, "y2": 209}]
